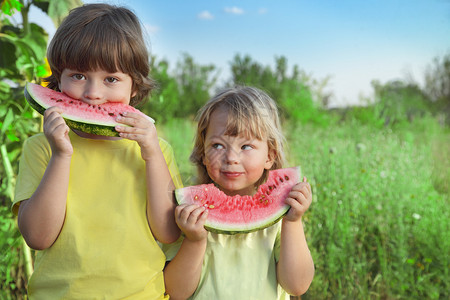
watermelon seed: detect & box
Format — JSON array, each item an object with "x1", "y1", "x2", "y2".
[
  {"x1": 269, "y1": 186, "x2": 273, "y2": 190},
  {"x1": 108, "y1": 113, "x2": 115, "y2": 116},
  {"x1": 285, "y1": 175, "x2": 290, "y2": 180},
  {"x1": 56, "y1": 99, "x2": 62, "y2": 102},
  {"x1": 279, "y1": 177, "x2": 284, "y2": 183}
]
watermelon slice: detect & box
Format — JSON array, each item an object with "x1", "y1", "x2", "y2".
[
  {"x1": 24, "y1": 82, "x2": 154, "y2": 137},
  {"x1": 175, "y1": 167, "x2": 301, "y2": 234}
]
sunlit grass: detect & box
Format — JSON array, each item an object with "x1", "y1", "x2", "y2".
[{"x1": 160, "y1": 118, "x2": 449, "y2": 299}]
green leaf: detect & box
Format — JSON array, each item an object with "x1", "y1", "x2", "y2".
[
  {"x1": 0, "y1": 0, "x2": 23, "y2": 16},
  {"x1": 6, "y1": 130, "x2": 19, "y2": 142},
  {"x1": 27, "y1": 23, "x2": 49, "y2": 59},
  {"x1": 47, "y1": 0, "x2": 83, "y2": 27},
  {"x1": 0, "y1": 39, "x2": 17, "y2": 70},
  {"x1": 1, "y1": 108, "x2": 13, "y2": 134}
]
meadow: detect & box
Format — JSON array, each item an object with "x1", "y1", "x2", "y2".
[
  {"x1": 159, "y1": 117, "x2": 449, "y2": 299},
  {"x1": 1, "y1": 3, "x2": 448, "y2": 297},
  {"x1": 1, "y1": 113, "x2": 448, "y2": 299}
]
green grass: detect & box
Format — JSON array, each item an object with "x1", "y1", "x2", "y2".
[
  {"x1": 159, "y1": 117, "x2": 449, "y2": 300},
  {"x1": 2, "y1": 117, "x2": 447, "y2": 299}
]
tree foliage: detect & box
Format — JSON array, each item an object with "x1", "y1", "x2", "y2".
[
  {"x1": 424, "y1": 52, "x2": 450, "y2": 124},
  {"x1": 144, "y1": 53, "x2": 219, "y2": 122}
]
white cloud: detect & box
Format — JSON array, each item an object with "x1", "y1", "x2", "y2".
[
  {"x1": 144, "y1": 24, "x2": 160, "y2": 34},
  {"x1": 224, "y1": 6, "x2": 244, "y2": 15},
  {"x1": 198, "y1": 10, "x2": 214, "y2": 20},
  {"x1": 258, "y1": 8, "x2": 268, "y2": 15}
]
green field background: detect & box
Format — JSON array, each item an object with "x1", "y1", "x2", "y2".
[{"x1": 1, "y1": 1, "x2": 449, "y2": 299}]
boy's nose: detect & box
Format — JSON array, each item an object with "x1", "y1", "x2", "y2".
[{"x1": 83, "y1": 82, "x2": 103, "y2": 100}]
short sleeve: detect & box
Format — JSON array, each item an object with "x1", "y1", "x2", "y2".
[
  {"x1": 158, "y1": 138, "x2": 183, "y2": 189},
  {"x1": 159, "y1": 235, "x2": 183, "y2": 261},
  {"x1": 273, "y1": 223, "x2": 282, "y2": 262},
  {"x1": 13, "y1": 133, "x2": 51, "y2": 215}
]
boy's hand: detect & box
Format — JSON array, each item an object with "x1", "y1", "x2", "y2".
[
  {"x1": 284, "y1": 177, "x2": 312, "y2": 222},
  {"x1": 43, "y1": 107, "x2": 73, "y2": 157},
  {"x1": 175, "y1": 204, "x2": 208, "y2": 242},
  {"x1": 115, "y1": 112, "x2": 159, "y2": 160}
]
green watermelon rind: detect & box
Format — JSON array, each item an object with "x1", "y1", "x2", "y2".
[
  {"x1": 175, "y1": 167, "x2": 301, "y2": 235},
  {"x1": 204, "y1": 206, "x2": 290, "y2": 235},
  {"x1": 24, "y1": 82, "x2": 154, "y2": 137}
]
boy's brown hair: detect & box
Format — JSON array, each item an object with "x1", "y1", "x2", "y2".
[{"x1": 44, "y1": 3, "x2": 155, "y2": 106}]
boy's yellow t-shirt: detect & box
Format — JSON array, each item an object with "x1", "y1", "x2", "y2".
[{"x1": 13, "y1": 131, "x2": 182, "y2": 300}]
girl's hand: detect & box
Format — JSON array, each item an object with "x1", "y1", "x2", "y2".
[
  {"x1": 43, "y1": 107, "x2": 73, "y2": 157},
  {"x1": 115, "y1": 112, "x2": 158, "y2": 160},
  {"x1": 284, "y1": 177, "x2": 312, "y2": 222},
  {"x1": 175, "y1": 204, "x2": 209, "y2": 242}
]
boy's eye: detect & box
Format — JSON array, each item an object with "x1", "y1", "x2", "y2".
[
  {"x1": 105, "y1": 77, "x2": 118, "y2": 83},
  {"x1": 242, "y1": 145, "x2": 253, "y2": 150},
  {"x1": 72, "y1": 74, "x2": 85, "y2": 80}
]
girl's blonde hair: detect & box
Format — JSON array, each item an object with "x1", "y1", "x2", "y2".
[
  {"x1": 44, "y1": 3, "x2": 156, "y2": 106},
  {"x1": 190, "y1": 86, "x2": 286, "y2": 186}
]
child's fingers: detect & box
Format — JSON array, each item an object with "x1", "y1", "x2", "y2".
[
  {"x1": 115, "y1": 125, "x2": 148, "y2": 137},
  {"x1": 292, "y1": 181, "x2": 312, "y2": 197},
  {"x1": 44, "y1": 107, "x2": 63, "y2": 125},
  {"x1": 116, "y1": 112, "x2": 153, "y2": 128},
  {"x1": 176, "y1": 204, "x2": 205, "y2": 224},
  {"x1": 291, "y1": 183, "x2": 311, "y2": 198},
  {"x1": 43, "y1": 108, "x2": 69, "y2": 136},
  {"x1": 44, "y1": 106, "x2": 64, "y2": 117},
  {"x1": 115, "y1": 116, "x2": 157, "y2": 143},
  {"x1": 198, "y1": 209, "x2": 209, "y2": 223},
  {"x1": 187, "y1": 205, "x2": 207, "y2": 223}
]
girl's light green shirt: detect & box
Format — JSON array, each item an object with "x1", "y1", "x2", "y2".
[{"x1": 164, "y1": 223, "x2": 289, "y2": 300}]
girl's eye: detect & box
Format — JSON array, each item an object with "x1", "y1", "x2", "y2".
[
  {"x1": 242, "y1": 145, "x2": 253, "y2": 150},
  {"x1": 212, "y1": 143, "x2": 224, "y2": 150},
  {"x1": 72, "y1": 74, "x2": 85, "y2": 80},
  {"x1": 105, "y1": 77, "x2": 118, "y2": 83}
]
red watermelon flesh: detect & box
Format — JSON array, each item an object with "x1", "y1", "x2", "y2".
[
  {"x1": 24, "y1": 82, "x2": 154, "y2": 136},
  {"x1": 175, "y1": 167, "x2": 301, "y2": 234}
]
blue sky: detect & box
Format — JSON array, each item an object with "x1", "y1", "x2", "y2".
[{"x1": 29, "y1": 0, "x2": 450, "y2": 107}]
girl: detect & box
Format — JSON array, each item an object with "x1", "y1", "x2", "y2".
[
  {"x1": 164, "y1": 86, "x2": 315, "y2": 299},
  {"x1": 13, "y1": 4, "x2": 181, "y2": 299}
]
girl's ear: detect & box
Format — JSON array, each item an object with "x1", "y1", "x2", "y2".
[
  {"x1": 264, "y1": 149, "x2": 276, "y2": 170},
  {"x1": 131, "y1": 89, "x2": 137, "y2": 98}
]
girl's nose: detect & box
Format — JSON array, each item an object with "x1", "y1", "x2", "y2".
[{"x1": 225, "y1": 148, "x2": 239, "y2": 164}]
